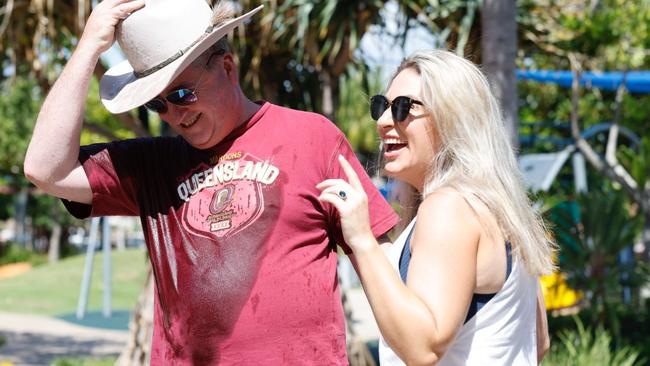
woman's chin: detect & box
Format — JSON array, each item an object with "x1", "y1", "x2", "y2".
[{"x1": 382, "y1": 164, "x2": 403, "y2": 180}]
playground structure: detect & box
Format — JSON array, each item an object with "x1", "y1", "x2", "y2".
[{"x1": 518, "y1": 68, "x2": 648, "y2": 312}]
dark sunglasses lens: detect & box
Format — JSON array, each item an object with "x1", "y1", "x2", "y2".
[
  {"x1": 370, "y1": 95, "x2": 389, "y2": 120},
  {"x1": 167, "y1": 89, "x2": 197, "y2": 106},
  {"x1": 392, "y1": 96, "x2": 412, "y2": 122},
  {"x1": 144, "y1": 98, "x2": 167, "y2": 114}
]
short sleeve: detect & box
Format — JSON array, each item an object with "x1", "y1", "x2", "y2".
[
  {"x1": 61, "y1": 140, "x2": 143, "y2": 219},
  {"x1": 326, "y1": 136, "x2": 399, "y2": 254}
]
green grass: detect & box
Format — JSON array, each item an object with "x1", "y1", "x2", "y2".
[
  {"x1": 52, "y1": 357, "x2": 116, "y2": 366},
  {"x1": 0, "y1": 248, "x2": 148, "y2": 316}
]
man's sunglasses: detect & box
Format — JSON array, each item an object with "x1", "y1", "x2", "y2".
[
  {"x1": 144, "y1": 51, "x2": 222, "y2": 114},
  {"x1": 370, "y1": 95, "x2": 423, "y2": 122},
  {"x1": 144, "y1": 89, "x2": 197, "y2": 114}
]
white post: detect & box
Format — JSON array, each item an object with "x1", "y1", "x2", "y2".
[
  {"x1": 102, "y1": 217, "x2": 112, "y2": 318},
  {"x1": 76, "y1": 217, "x2": 100, "y2": 319}
]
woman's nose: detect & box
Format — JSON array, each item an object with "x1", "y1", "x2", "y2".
[{"x1": 376, "y1": 107, "x2": 394, "y2": 132}]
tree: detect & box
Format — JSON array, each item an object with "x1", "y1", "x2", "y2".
[
  {"x1": 517, "y1": 0, "x2": 650, "y2": 252},
  {"x1": 482, "y1": 0, "x2": 518, "y2": 148},
  {"x1": 0, "y1": 0, "x2": 149, "y2": 137}
]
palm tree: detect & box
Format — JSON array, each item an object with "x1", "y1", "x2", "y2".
[
  {"x1": 481, "y1": 0, "x2": 518, "y2": 148},
  {"x1": 230, "y1": 0, "x2": 387, "y2": 122}
]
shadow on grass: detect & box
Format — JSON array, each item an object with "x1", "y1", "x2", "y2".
[{"x1": 57, "y1": 310, "x2": 131, "y2": 331}]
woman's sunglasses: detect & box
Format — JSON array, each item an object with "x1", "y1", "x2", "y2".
[{"x1": 370, "y1": 95, "x2": 423, "y2": 122}]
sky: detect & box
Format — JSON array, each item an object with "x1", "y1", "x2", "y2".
[{"x1": 359, "y1": 1, "x2": 438, "y2": 83}]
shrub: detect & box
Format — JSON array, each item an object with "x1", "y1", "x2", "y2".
[
  {"x1": 0, "y1": 243, "x2": 46, "y2": 266},
  {"x1": 0, "y1": 243, "x2": 31, "y2": 266},
  {"x1": 543, "y1": 317, "x2": 644, "y2": 366}
]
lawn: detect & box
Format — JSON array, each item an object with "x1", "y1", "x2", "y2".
[{"x1": 0, "y1": 248, "x2": 148, "y2": 317}]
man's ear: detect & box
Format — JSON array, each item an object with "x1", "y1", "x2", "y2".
[{"x1": 222, "y1": 53, "x2": 238, "y2": 83}]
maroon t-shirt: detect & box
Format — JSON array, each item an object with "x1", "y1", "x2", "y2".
[{"x1": 63, "y1": 102, "x2": 398, "y2": 365}]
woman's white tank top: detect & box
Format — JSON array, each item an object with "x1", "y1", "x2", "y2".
[{"x1": 378, "y1": 218, "x2": 539, "y2": 365}]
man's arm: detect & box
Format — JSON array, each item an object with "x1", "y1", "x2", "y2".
[{"x1": 23, "y1": 0, "x2": 144, "y2": 204}]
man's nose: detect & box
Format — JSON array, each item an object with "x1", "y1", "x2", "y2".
[{"x1": 163, "y1": 104, "x2": 192, "y2": 125}]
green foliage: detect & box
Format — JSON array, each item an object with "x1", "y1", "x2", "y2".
[
  {"x1": 542, "y1": 302, "x2": 650, "y2": 365},
  {"x1": 82, "y1": 77, "x2": 137, "y2": 146},
  {"x1": 0, "y1": 243, "x2": 46, "y2": 266},
  {"x1": 0, "y1": 194, "x2": 13, "y2": 220},
  {"x1": 542, "y1": 317, "x2": 644, "y2": 366},
  {"x1": 23, "y1": 194, "x2": 84, "y2": 259},
  {"x1": 619, "y1": 137, "x2": 650, "y2": 190},
  {"x1": 28, "y1": 192, "x2": 80, "y2": 238},
  {"x1": 0, "y1": 76, "x2": 41, "y2": 183},
  {"x1": 519, "y1": 0, "x2": 649, "y2": 69},
  {"x1": 271, "y1": 0, "x2": 382, "y2": 66},
  {"x1": 336, "y1": 67, "x2": 383, "y2": 154},
  {"x1": 0, "y1": 243, "x2": 30, "y2": 265},
  {"x1": 546, "y1": 186, "x2": 648, "y2": 336},
  {"x1": 518, "y1": 82, "x2": 650, "y2": 149},
  {"x1": 518, "y1": 0, "x2": 650, "y2": 141}
]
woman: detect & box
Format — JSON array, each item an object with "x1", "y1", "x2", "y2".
[{"x1": 317, "y1": 50, "x2": 554, "y2": 365}]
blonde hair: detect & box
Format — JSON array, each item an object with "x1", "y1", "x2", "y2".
[{"x1": 389, "y1": 50, "x2": 555, "y2": 275}]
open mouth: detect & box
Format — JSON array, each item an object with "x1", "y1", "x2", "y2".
[
  {"x1": 384, "y1": 138, "x2": 407, "y2": 152},
  {"x1": 180, "y1": 113, "x2": 201, "y2": 128}
]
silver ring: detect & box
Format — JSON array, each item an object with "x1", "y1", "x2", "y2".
[{"x1": 338, "y1": 190, "x2": 347, "y2": 201}]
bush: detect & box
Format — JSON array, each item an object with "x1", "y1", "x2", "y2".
[
  {"x1": 548, "y1": 303, "x2": 650, "y2": 364},
  {"x1": 0, "y1": 243, "x2": 31, "y2": 266},
  {"x1": 0, "y1": 243, "x2": 46, "y2": 266},
  {"x1": 543, "y1": 317, "x2": 644, "y2": 366}
]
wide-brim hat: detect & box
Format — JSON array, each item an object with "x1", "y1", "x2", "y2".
[{"x1": 99, "y1": 0, "x2": 263, "y2": 114}]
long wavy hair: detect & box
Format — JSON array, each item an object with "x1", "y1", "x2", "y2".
[{"x1": 389, "y1": 50, "x2": 555, "y2": 275}]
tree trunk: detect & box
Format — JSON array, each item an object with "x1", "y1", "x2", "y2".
[
  {"x1": 322, "y1": 72, "x2": 335, "y2": 122},
  {"x1": 117, "y1": 266, "x2": 154, "y2": 366},
  {"x1": 47, "y1": 203, "x2": 62, "y2": 263},
  {"x1": 641, "y1": 211, "x2": 650, "y2": 261},
  {"x1": 14, "y1": 188, "x2": 28, "y2": 247},
  {"x1": 47, "y1": 223, "x2": 61, "y2": 264},
  {"x1": 481, "y1": 0, "x2": 518, "y2": 149}
]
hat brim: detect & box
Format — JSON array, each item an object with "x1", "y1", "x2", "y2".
[{"x1": 100, "y1": 5, "x2": 263, "y2": 114}]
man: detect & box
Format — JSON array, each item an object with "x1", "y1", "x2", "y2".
[{"x1": 24, "y1": 0, "x2": 398, "y2": 364}]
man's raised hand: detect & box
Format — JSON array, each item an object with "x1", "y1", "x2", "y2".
[{"x1": 78, "y1": 0, "x2": 145, "y2": 55}]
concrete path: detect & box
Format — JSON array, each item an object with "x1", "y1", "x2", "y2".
[
  {"x1": 0, "y1": 312, "x2": 128, "y2": 366},
  {"x1": 0, "y1": 288, "x2": 378, "y2": 366}
]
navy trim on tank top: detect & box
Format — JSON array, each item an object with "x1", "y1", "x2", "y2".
[{"x1": 398, "y1": 227, "x2": 512, "y2": 324}]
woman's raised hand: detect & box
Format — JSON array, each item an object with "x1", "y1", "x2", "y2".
[{"x1": 317, "y1": 155, "x2": 376, "y2": 252}]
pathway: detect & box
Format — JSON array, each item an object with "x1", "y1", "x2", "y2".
[{"x1": 0, "y1": 312, "x2": 128, "y2": 366}]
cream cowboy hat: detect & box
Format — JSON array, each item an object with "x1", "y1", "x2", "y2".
[{"x1": 99, "y1": 0, "x2": 263, "y2": 114}]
